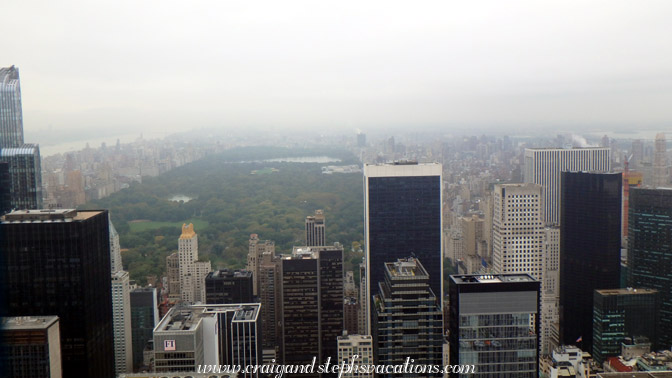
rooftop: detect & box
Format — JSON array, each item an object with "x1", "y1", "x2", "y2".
[
  {"x1": 2, "y1": 209, "x2": 103, "y2": 223},
  {"x1": 451, "y1": 273, "x2": 537, "y2": 284},
  {"x1": 596, "y1": 288, "x2": 658, "y2": 296},
  {"x1": 385, "y1": 257, "x2": 429, "y2": 278},
  {"x1": 1, "y1": 316, "x2": 59, "y2": 330}
]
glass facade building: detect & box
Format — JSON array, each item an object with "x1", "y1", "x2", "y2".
[
  {"x1": 0, "y1": 209, "x2": 114, "y2": 378},
  {"x1": 205, "y1": 269, "x2": 253, "y2": 305},
  {"x1": 0, "y1": 66, "x2": 42, "y2": 211},
  {"x1": 628, "y1": 188, "x2": 672, "y2": 349},
  {"x1": 130, "y1": 287, "x2": 159, "y2": 372},
  {"x1": 0, "y1": 66, "x2": 24, "y2": 148},
  {"x1": 364, "y1": 162, "x2": 442, "y2": 333},
  {"x1": 449, "y1": 274, "x2": 540, "y2": 378},
  {"x1": 560, "y1": 171, "x2": 622, "y2": 352},
  {"x1": 592, "y1": 288, "x2": 658, "y2": 364},
  {"x1": 372, "y1": 258, "x2": 443, "y2": 377}
]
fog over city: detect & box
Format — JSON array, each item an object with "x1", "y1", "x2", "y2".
[{"x1": 5, "y1": 0, "x2": 672, "y2": 146}]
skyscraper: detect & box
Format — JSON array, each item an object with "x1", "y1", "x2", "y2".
[
  {"x1": 305, "y1": 209, "x2": 326, "y2": 246},
  {"x1": 205, "y1": 269, "x2": 254, "y2": 304},
  {"x1": 364, "y1": 162, "x2": 442, "y2": 333},
  {"x1": 337, "y1": 334, "x2": 373, "y2": 378},
  {"x1": 0, "y1": 66, "x2": 43, "y2": 210},
  {"x1": 111, "y1": 270, "x2": 133, "y2": 374},
  {"x1": 524, "y1": 147, "x2": 611, "y2": 224},
  {"x1": 0, "y1": 66, "x2": 24, "y2": 148},
  {"x1": 492, "y1": 183, "x2": 557, "y2": 354},
  {"x1": 247, "y1": 234, "x2": 275, "y2": 297},
  {"x1": 281, "y1": 246, "x2": 343, "y2": 369},
  {"x1": 628, "y1": 188, "x2": 672, "y2": 348},
  {"x1": 448, "y1": 274, "x2": 540, "y2": 378},
  {"x1": 258, "y1": 250, "x2": 282, "y2": 354},
  {"x1": 178, "y1": 223, "x2": 211, "y2": 304},
  {"x1": 0, "y1": 209, "x2": 115, "y2": 378},
  {"x1": 130, "y1": 287, "x2": 159, "y2": 372},
  {"x1": 560, "y1": 172, "x2": 622, "y2": 352},
  {"x1": 653, "y1": 133, "x2": 668, "y2": 187},
  {"x1": 372, "y1": 258, "x2": 443, "y2": 376},
  {"x1": 0, "y1": 316, "x2": 62, "y2": 378},
  {"x1": 592, "y1": 288, "x2": 658, "y2": 364}
]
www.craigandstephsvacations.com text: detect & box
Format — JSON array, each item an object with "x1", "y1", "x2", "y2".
[{"x1": 197, "y1": 356, "x2": 475, "y2": 377}]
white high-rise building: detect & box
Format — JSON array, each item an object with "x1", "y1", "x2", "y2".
[
  {"x1": 111, "y1": 270, "x2": 133, "y2": 374},
  {"x1": 337, "y1": 333, "x2": 374, "y2": 378},
  {"x1": 493, "y1": 183, "x2": 545, "y2": 278},
  {"x1": 179, "y1": 223, "x2": 211, "y2": 304},
  {"x1": 110, "y1": 221, "x2": 123, "y2": 274},
  {"x1": 109, "y1": 219, "x2": 133, "y2": 374},
  {"x1": 524, "y1": 147, "x2": 611, "y2": 225},
  {"x1": 493, "y1": 183, "x2": 561, "y2": 356}
]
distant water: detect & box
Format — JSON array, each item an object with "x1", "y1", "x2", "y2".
[
  {"x1": 261, "y1": 156, "x2": 341, "y2": 163},
  {"x1": 39, "y1": 132, "x2": 168, "y2": 156},
  {"x1": 168, "y1": 195, "x2": 193, "y2": 202}
]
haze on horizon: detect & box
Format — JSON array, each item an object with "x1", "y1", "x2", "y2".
[{"x1": 4, "y1": 0, "x2": 672, "y2": 144}]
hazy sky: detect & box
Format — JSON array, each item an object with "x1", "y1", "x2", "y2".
[{"x1": 5, "y1": 0, "x2": 672, "y2": 143}]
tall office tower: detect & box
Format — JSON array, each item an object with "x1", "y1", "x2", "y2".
[
  {"x1": 247, "y1": 234, "x2": 275, "y2": 297},
  {"x1": 560, "y1": 172, "x2": 622, "y2": 352},
  {"x1": 356, "y1": 132, "x2": 366, "y2": 148},
  {"x1": 337, "y1": 334, "x2": 374, "y2": 378},
  {"x1": 492, "y1": 183, "x2": 545, "y2": 278},
  {"x1": 205, "y1": 269, "x2": 253, "y2": 304},
  {"x1": 492, "y1": 183, "x2": 550, "y2": 354},
  {"x1": 130, "y1": 287, "x2": 159, "y2": 372},
  {"x1": 0, "y1": 209, "x2": 114, "y2": 378},
  {"x1": 653, "y1": 133, "x2": 668, "y2": 187},
  {"x1": 628, "y1": 188, "x2": 672, "y2": 348},
  {"x1": 344, "y1": 271, "x2": 357, "y2": 298},
  {"x1": 364, "y1": 162, "x2": 442, "y2": 334},
  {"x1": 1, "y1": 144, "x2": 43, "y2": 209},
  {"x1": 166, "y1": 252, "x2": 181, "y2": 301},
  {"x1": 0, "y1": 66, "x2": 24, "y2": 148},
  {"x1": 178, "y1": 223, "x2": 211, "y2": 304},
  {"x1": 259, "y1": 250, "x2": 282, "y2": 352},
  {"x1": 111, "y1": 270, "x2": 133, "y2": 374},
  {"x1": 592, "y1": 288, "x2": 659, "y2": 364},
  {"x1": 305, "y1": 209, "x2": 326, "y2": 246},
  {"x1": 460, "y1": 215, "x2": 484, "y2": 256},
  {"x1": 343, "y1": 298, "x2": 360, "y2": 335},
  {"x1": 622, "y1": 166, "x2": 643, "y2": 238},
  {"x1": 372, "y1": 258, "x2": 443, "y2": 376},
  {"x1": 0, "y1": 66, "x2": 42, "y2": 210},
  {"x1": 110, "y1": 221, "x2": 123, "y2": 273},
  {"x1": 448, "y1": 274, "x2": 540, "y2": 378},
  {"x1": 542, "y1": 226, "x2": 560, "y2": 355},
  {"x1": 0, "y1": 316, "x2": 62, "y2": 378},
  {"x1": 281, "y1": 246, "x2": 343, "y2": 368},
  {"x1": 0, "y1": 161, "x2": 11, "y2": 214},
  {"x1": 523, "y1": 147, "x2": 611, "y2": 224},
  {"x1": 154, "y1": 304, "x2": 261, "y2": 376},
  {"x1": 358, "y1": 262, "x2": 367, "y2": 337}
]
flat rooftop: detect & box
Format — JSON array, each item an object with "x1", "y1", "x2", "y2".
[
  {"x1": 385, "y1": 257, "x2": 429, "y2": 278},
  {"x1": 596, "y1": 288, "x2": 658, "y2": 296},
  {"x1": 2, "y1": 209, "x2": 103, "y2": 223},
  {"x1": 451, "y1": 273, "x2": 537, "y2": 284},
  {"x1": 1, "y1": 316, "x2": 59, "y2": 330},
  {"x1": 155, "y1": 306, "x2": 207, "y2": 333}
]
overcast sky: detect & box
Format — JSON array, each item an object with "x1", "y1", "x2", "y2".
[{"x1": 5, "y1": 0, "x2": 672, "y2": 143}]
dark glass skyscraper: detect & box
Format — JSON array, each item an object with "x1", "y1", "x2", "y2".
[
  {"x1": 364, "y1": 162, "x2": 442, "y2": 333},
  {"x1": 0, "y1": 66, "x2": 42, "y2": 210},
  {"x1": 281, "y1": 246, "x2": 343, "y2": 371},
  {"x1": 205, "y1": 269, "x2": 254, "y2": 304},
  {"x1": 592, "y1": 288, "x2": 658, "y2": 364},
  {"x1": 628, "y1": 188, "x2": 672, "y2": 348},
  {"x1": 0, "y1": 66, "x2": 24, "y2": 148},
  {"x1": 0, "y1": 209, "x2": 114, "y2": 378},
  {"x1": 449, "y1": 274, "x2": 540, "y2": 378},
  {"x1": 560, "y1": 172, "x2": 622, "y2": 352},
  {"x1": 130, "y1": 287, "x2": 159, "y2": 372}
]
